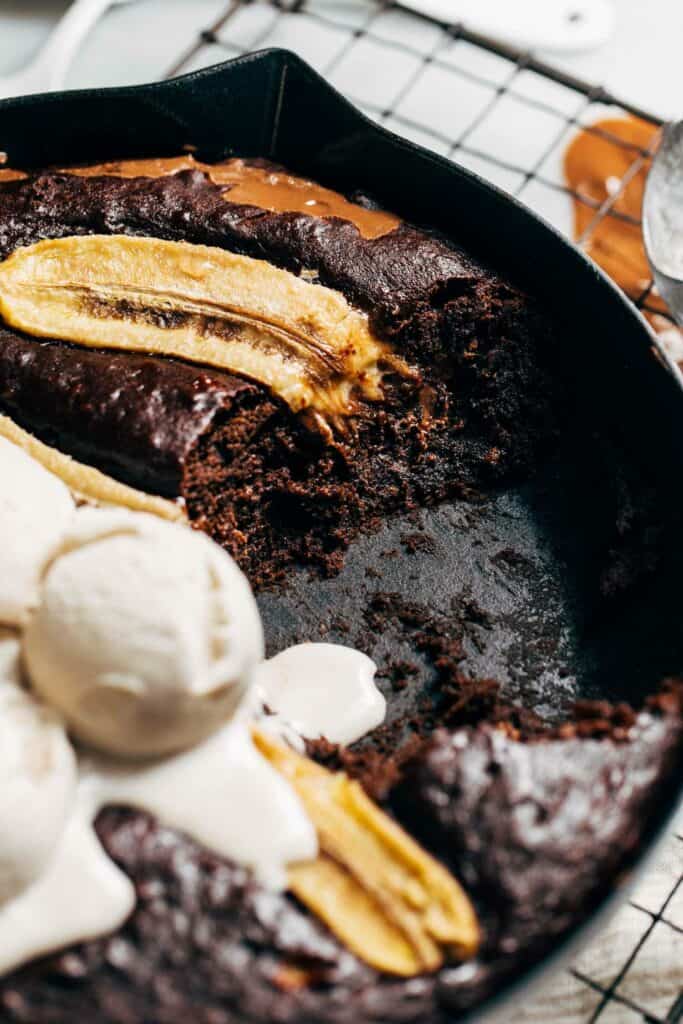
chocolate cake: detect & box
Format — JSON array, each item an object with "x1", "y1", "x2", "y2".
[
  {"x1": 2, "y1": 686, "x2": 681, "y2": 1024},
  {"x1": 0, "y1": 157, "x2": 556, "y2": 585},
  {"x1": 0, "y1": 155, "x2": 681, "y2": 1024}
]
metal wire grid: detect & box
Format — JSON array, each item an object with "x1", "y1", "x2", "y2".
[
  {"x1": 164, "y1": 4, "x2": 683, "y2": 1021},
  {"x1": 166, "y1": 0, "x2": 678, "y2": 344}
]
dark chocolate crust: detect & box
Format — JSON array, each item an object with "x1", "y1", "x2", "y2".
[
  {"x1": 0, "y1": 328, "x2": 267, "y2": 497},
  {"x1": 1, "y1": 809, "x2": 435, "y2": 1024},
  {"x1": 0, "y1": 166, "x2": 558, "y2": 584},
  {"x1": 0, "y1": 169, "x2": 484, "y2": 334},
  {"x1": 2, "y1": 688, "x2": 681, "y2": 1024},
  {"x1": 0, "y1": 168, "x2": 548, "y2": 405},
  {"x1": 393, "y1": 684, "x2": 683, "y2": 1013}
]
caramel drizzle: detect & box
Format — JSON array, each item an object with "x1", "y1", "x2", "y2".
[
  {"x1": 0, "y1": 169, "x2": 25, "y2": 183},
  {"x1": 63, "y1": 155, "x2": 400, "y2": 240}
]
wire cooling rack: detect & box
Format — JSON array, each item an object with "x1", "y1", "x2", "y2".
[
  {"x1": 3, "y1": 2, "x2": 656, "y2": 1020},
  {"x1": 166, "y1": 0, "x2": 681, "y2": 351},
  {"x1": 163, "y1": 5, "x2": 683, "y2": 1023}
]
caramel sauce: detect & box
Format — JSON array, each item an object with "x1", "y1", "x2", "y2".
[
  {"x1": 65, "y1": 155, "x2": 400, "y2": 240},
  {"x1": 563, "y1": 117, "x2": 674, "y2": 338}
]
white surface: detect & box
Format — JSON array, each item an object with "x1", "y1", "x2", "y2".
[
  {"x1": 400, "y1": 0, "x2": 615, "y2": 54},
  {"x1": 0, "y1": 0, "x2": 136, "y2": 99},
  {"x1": 550, "y1": 0, "x2": 683, "y2": 121},
  {"x1": 0, "y1": 1, "x2": 678, "y2": 116},
  {"x1": 0, "y1": 0, "x2": 676, "y2": 246}
]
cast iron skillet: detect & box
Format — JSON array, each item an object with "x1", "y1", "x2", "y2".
[{"x1": 0, "y1": 49, "x2": 681, "y2": 1021}]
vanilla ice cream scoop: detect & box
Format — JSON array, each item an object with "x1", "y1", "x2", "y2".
[
  {"x1": 0, "y1": 634, "x2": 77, "y2": 904},
  {"x1": 24, "y1": 508, "x2": 264, "y2": 758},
  {"x1": 0, "y1": 436, "x2": 75, "y2": 626}
]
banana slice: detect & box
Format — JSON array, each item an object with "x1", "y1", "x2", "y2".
[
  {"x1": 254, "y1": 729, "x2": 480, "y2": 977},
  {"x1": 0, "y1": 415, "x2": 184, "y2": 521},
  {"x1": 0, "y1": 236, "x2": 404, "y2": 423}
]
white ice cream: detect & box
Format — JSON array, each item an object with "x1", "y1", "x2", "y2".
[
  {"x1": 0, "y1": 712, "x2": 319, "y2": 975},
  {"x1": 0, "y1": 436, "x2": 74, "y2": 626},
  {"x1": 0, "y1": 793, "x2": 134, "y2": 977},
  {"x1": 0, "y1": 629, "x2": 22, "y2": 688},
  {"x1": 90, "y1": 717, "x2": 317, "y2": 889},
  {"x1": 24, "y1": 507, "x2": 264, "y2": 758},
  {"x1": 0, "y1": 632, "x2": 77, "y2": 905},
  {"x1": 255, "y1": 642, "x2": 386, "y2": 746},
  {"x1": 0, "y1": 448, "x2": 386, "y2": 974}
]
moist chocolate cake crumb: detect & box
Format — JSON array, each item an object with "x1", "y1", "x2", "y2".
[
  {"x1": 387, "y1": 658, "x2": 420, "y2": 691},
  {"x1": 365, "y1": 593, "x2": 492, "y2": 712},
  {"x1": 306, "y1": 731, "x2": 427, "y2": 803},
  {"x1": 0, "y1": 163, "x2": 561, "y2": 586},
  {"x1": 399, "y1": 531, "x2": 437, "y2": 555},
  {"x1": 180, "y1": 349, "x2": 555, "y2": 587},
  {"x1": 306, "y1": 667, "x2": 549, "y2": 802}
]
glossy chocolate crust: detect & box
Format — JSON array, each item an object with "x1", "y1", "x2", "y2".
[
  {"x1": 0, "y1": 327, "x2": 274, "y2": 497},
  {"x1": 0, "y1": 165, "x2": 545, "y2": 405},
  {"x1": 0, "y1": 167, "x2": 486, "y2": 336},
  {"x1": 0, "y1": 166, "x2": 558, "y2": 583},
  {"x1": 2, "y1": 687, "x2": 681, "y2": 1024}
]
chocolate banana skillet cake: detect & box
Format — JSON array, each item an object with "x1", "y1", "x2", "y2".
[
  {"x1": 0, "y1": 155, "x2": 680, "y2": 1024},
  {"x1": 0, "y1": 156, "x2": 554, "y2": 585}
]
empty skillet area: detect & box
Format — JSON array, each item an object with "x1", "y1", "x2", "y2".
[{"x1": 259, "y1": 375, "x2": 683, "y2": 727}]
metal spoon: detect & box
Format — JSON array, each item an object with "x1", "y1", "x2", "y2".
[
  {"x1": 643, "y1": 121, "x2": 683, "y2": 327},
  {"x1": 0, "y1": 0, "x2": 139, "y2": 100}
]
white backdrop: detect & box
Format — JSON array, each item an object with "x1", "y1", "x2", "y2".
[{"x1": 0, "y1": 0, "x2": 680, "y2": 118}]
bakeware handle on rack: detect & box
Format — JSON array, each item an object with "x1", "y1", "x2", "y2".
[
  {"x1": 396, "y1": 0, "x2": 615, "y2": 53},
  {"x1": 0, "y1": 0, "x2": 139, "y2": 101}
]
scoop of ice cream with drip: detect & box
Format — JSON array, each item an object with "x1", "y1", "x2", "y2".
[{"x1": 24, "y1": 507, "x2": 264, "y2": 758}]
